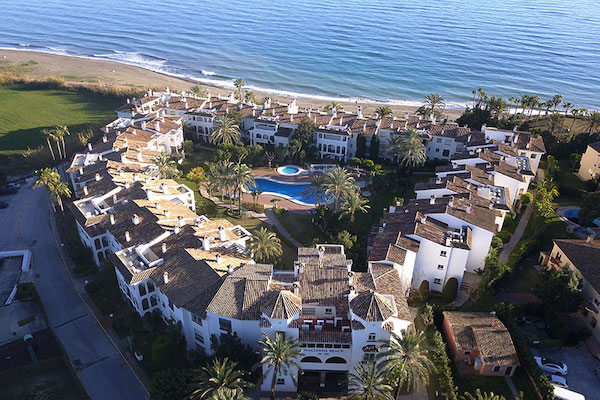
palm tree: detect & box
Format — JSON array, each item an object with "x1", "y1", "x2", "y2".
[
  {"x1": 250, "y1": 189, "x2": 262, "y2": 204},
  {"x1": 190, "y1": 358, "x2": 251, "y2": 399},
  {"x1": 211, "y1": 116, "x2": 241, "y2": 145},
  {"x1": 563, "y1": 101, "x2": 573, "y2": 116},
  {"x1": 42, "y1": 128, "x2": 57, "y2": 161},
  {"x1": 386, "y1": 135, "x2": 404, "y2": 164},
  {"x1": 234, "y1": 78, "x2": 245, "y2": 102},
  {"x1": 232, "y1": 163, "x2": 256, "y2": 214},
  {"x1": 348, "y1": 362, "x2": 393, "y2": 400},
  {"x1": 340, "y1": 191, "x2": 371, "y2": 224},
  {"x1": 244, "y1": 91, "x2": 255, "y2": 104},
  {"x1": 569, "y1": 108, "x2": 581, "y2": 132},
  {"x1": 508, "y1": 96, "x2": 517, "y2": 115},
  {"x1": 378, "y1": 330, "x2": 437, "y2": 395},
  {"x1": 257, "y1": 333, "x2": 302, "y2": 400},
  {"x1": 211, "y1": 388, "x2": 249, "y2": 400},
  {"x1": 56, "y1": 125, "x2": 70, "y2": 159},
  {"x1": 322, "y1": 166, "x2": 357, "y2": 210},
  {"x1": 211, "y1": 160, "x2": 236, "y2": 208},
  {"x1": 471, "y1": 89, "x2": 477, "y2": 109},
  {"x1": 323, "y1": 101, "x2": 342, "y2": 113},
  {"x1": 399, "y1": 128, "x2": 426, "y2": 176},
  {"x1": 552, "y1": 94, "x2": 563, "y2": 112},
  {"x1": 461, "y1": 389, "x2": 507, "y2": 400},
  {"x1": 300, "y1": 174, "x2": 327, "y2": 206},
  {"x1": 150, "y1": 153, "x2": 182, "y2": 179},
  {"x1": 190, "y1": 85, "x2": 204, "y2": 96},
  {"x1": 423, "y1": 93, "x2": 445, "y2": 116},
  {"x1": 587, "y1": 111, "x2": 600, "y2": 134},
  {"x1": 248, "y1": 227, "x2": 282, "y2": 262},
  {"x1": 375, "y1": 106, "x2": 393, "y2": 119},
  {"x1": 34, "y1": 168, "x2": 71, "y2": 212},
  {"x1": 548, "y1": 112, "x2": 564, "y2": 135}
]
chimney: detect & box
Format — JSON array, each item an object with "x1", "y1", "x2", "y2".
[
  {"x1": 430, "y1": 195, "x2": 436, "y2": 205},
  {"x1": 102, "y1": 135, "x2": 108, "y2": 143},
  {"x1": 178, "y1": 215, "x2": 184, "y2": 228},
  {"x1": 83, "y1": 185, "x2": 89, "y2": 196},
  {"x1": 79, "y1": 167, "x2": 84, "y2": 175},
  {"x1": 349, "y1": 285, "x2": 356, "y2": 295},
  {"x1": 357, "y1": 106, "x2": 363, "y2": 119},
  {"x1": 137, "y1": 149, "x2": 143, "y2": 162},
  {"x1": 132, "y1": 214, "x2": 140, "y2": 225},
  {"x1": 252, "y1": 109, "x2": 255, "y2": 117},
  {"x1": 174, "y1": 226, "x2": 180, "y2": 234},
  {"x1": 363, "y1": 122, "x2": 366, "y2": 131},
  {"x1": 160, "y1": 183, "x2": 168, "y2": 194},
  {"x1": 141, "y1": 121, "x2": 147, "y2": 130},
  {"x1": 466, "y1": 183, "x2": 472, "y2": 190},
  {"x1": 489, "y1": 201, "x2": 494, "y2": 210},
  {"x1": 148, "y1": 89, "x2": 152, "y2": 97},
  {"x1": 155, "y1": 121, "x2": 160, "y2": 131},
  {"x1": 125, "y1": 182, "x2": 131, "y2": 189},
  {"x1": 163, "y1": 209, "x2": 170, "y2": 218},
  {"x1": 88, "y1": 143, "x2": 93, "y2": 151},
  {"x1": 481, "y1": 123, "x2": 487, "y2": 133},
  {"x1": 318, "y1": 246, "x2": 325, "y2": 260},
  {"x1": 314, "y1": 116, "x2": 317, "y2": 124},
  {"x1": 587, "y1": 234, "x2": 595, "y2": 243},
  {"x1": 420, "y1": 214, "x2": 427, "y2": 224},
  {"x1": 449, "y1": 198, "x2": 454, "y2": 208},
  {"x1": 163, "y1": 271, "x2": 169, "y2": 284},
  {"x1": 155, "y1": 202, "x2": 161, "y2": 209},
  {"x1": 290, "y1": 114, "x2": 293, "y2": 122},
  {"x1": 466, "y1": 205, "x2": 471, "y2": 213},
  {"x1": 94, "y1": 173, "x2": 101, "y2": 182},
  {"x1": 110, "y1": 214, "x2": 115, "y2": 225},
  {"x1": 125, "y1": 231, "x2": 131, "y2": 242},
  {"x1": 216, "y1": 253, "x2": 223, "y2": 263},
  {"x1": 227, "y1": 265, "x2": 234, "y2": 274},
  {"x1": 121, "y1": 153, "x2": 127, "y2": 163},
  {"x1": 293, "y1": 282, "x2": 299, "y2": 296},
  {"x1": 113, "y1": 194, "x2": 118, "y2": 204},
  {"x1": 202, "y1": 236, "x2": 210, "y2": 251},
  {"x1": 133, "y1": 173, "x2": 139, "y2": 182},
  {"x1": 127, "y1": 98, "x2": 130, "y2": 104},
  {"x1": 161, "y1": 243, "x2": 167, "y2": 254},
  {"x1": 218, "y1": 226, "x2": 226, "y2": 241}
]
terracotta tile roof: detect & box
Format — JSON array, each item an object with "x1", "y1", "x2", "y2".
[
  {"x1": 516, "y1": 133, "x2": 546, "y2": 153},
  {"x1": 554, "y1": 239, "x2": 600, "y2": 291},
  {"x1": 350, "y1": 292, "x2": 395, "y2": 322},
  {"x1": 260, "y1": 290, "x2": 302, "y2": 320},
  {"x1": 206, "y1": 263, "x2": 273, "y2": 320},
  {"x1": 443, "y1": 311, "x2": 519, "y2": 366},
  {"x1": 298, "y1": 330, "x2": 352, "y2": 344}
]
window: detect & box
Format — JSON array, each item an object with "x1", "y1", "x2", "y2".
[
  {"x1": 594, "y1": 298, "x2": 599, "y2": 307},
  {"x1": 363, "y1": 353, "x2": 376, "y2": 362},
  {"x1": 150, "y1": 296, "x2": 157, "y2": 307},
  {"x1": 464, "y1": 350, "x2": 472, "y2": 355},
  {"x1": 303, "y1": 308, "x2": 315, "y2": 316},
  {"x1": 325, "y1": 308, "x2": 332, "y2": 314},
  {"x1": 138, "y1": 284, "x2": 147, "y2": 297},
  {"x1": 168, "y1": 300, "x2": 174, "y2": 310},
  {"x1": 492, "y1": 366, "x2": 502, "y2": 372},
  {"x1": 434, "y1": 278, "x2": 442, "y2": 285},
  {"x1": 436, "y1": 138, "x2": 442, "y2": 143},
  {"x1": 219, "y1": 318, "x2": 232, "y2": 332},
  {"x1": 435, "y1": 148, "x2": 440, "y2": 152},
  {"x1": 307, "y1": 343, "x2": 316, "y2": 348},
  {"x1": 440, "y1": 250, "x2": 447, "y2": 257},
  {"x1": 531, "y1": 154, "x2": 537, "y2": 159},
  {"x1": 147, "y1": 281, "x2": 155, "y2": 292},
  {"x1": 276, "y1": 378, "x2": 285, "y2": 385},
  {"x1": 342, "y1": 344, "x2": 351, "y2": 349},
  {"x1": 333, "y1": 344, "x2": 342, "y2": 349},
  {"x1": 442, "y1": 150, "x2": 450, "y2": 157},
  {"x1": 437, "y1": 264, "x2": 444, "y2": 270},
  {"x1": 194, "y1": 331, "x2": 204, "y2": 344},
  {"x1": 325, "y1": 344, "x2": 333, "y2": 348},
  {"x1": 141, "y1": 298, "x2": 149, "y2": 310},
  {"x1": 368, "y1": 333, "x2": 376, "y2": 342},
  {"x1": 192, "y1": 313, "x2": 203, "y2": 326},
  {"x1": 316, "y1": 344, "x2": 324, "y2": 348}
]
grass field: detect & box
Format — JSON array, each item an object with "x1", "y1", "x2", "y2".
[{"x1": 0, "y1": 84, "x2": 120, "y2": 154}]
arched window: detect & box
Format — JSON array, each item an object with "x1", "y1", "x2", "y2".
[
  {"x1": 142, "y1": 298, "x2": 149, "y2": 310},
  {"x1": 325, "y1": 356, "x2": 347, "y2": 364},
  {"x1": 94, "y1": 238, "x2": 102, "y2": 250},
  {"x1": 150, "y1": 296, "x2": 158, "y2": 307},
  {"x1": 101, "y1": 237, "x2": 108, "y2": 247},
  {"x1": 368, "y1": 333, "x2": 376, "y2": 342},
  {"x1": 98, "y1": 251, "x2": 105, "y2": 262},
  {"x1": 138, "y1": 284, "x2": 147, "y2": 296},
  {"x1": 301, "y1": 356, "x2": 322, "y2": 363},
  {"x1": 256, "y1": 134, "x2": 262, "y2": 139}
]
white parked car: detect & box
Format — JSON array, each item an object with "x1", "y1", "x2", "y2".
[
  {"x1": 545, "y1": 374, "x2": 568, "y2": 389},
  {"x1": 535, "y1": 356, "x2": 568, "y2": 375}
]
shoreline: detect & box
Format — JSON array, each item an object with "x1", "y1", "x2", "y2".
[{"x1": 0, "y1": 48, "x2": 466, "y2": 120}]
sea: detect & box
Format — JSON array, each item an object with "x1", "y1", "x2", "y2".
[{"x1": 1, "y1": 0, "x2": 600, "y2": 109}]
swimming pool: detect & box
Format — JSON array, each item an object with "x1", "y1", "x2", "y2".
[
  {"x1": 255, "y1": 177, "x2": 316, "y2": 205},
  {"x1": 277, "y1": 165, "x2": 304, "y2": 176}
]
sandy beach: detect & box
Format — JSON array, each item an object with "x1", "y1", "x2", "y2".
[{"x1": 0, "y1": 49, "x2": 465, "y2": 120}]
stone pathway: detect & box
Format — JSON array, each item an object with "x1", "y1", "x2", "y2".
[
  {"x1": 265, "y1": 208, "x2": 303, "y2": 248},
  {"x1": 499, "y1": 203, "x2": 533, "y2": 264}
]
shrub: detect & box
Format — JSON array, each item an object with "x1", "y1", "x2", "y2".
[
  {"x1": 520, "y1": 192, "x2": 533, "y2": 205},
  {"x1": 491, "y1": 236, "x2": 503, "y2": 249},
  {"x1": 496, "y1": 230, "x2": 511, "y2": 243},
  {"x1": 348, "y1": 157, "x2": 361, "y2": 167},
  {"x1": 152, "y1": 335, "x2": 173, "y2": 365},
  {"x1": 430, "y1": 331, "x2": 458, "y2": 400},
  {"x1": 241, "y1": 201, "x2": 265, "y2": 213},
  {"x1": 506, "y1": 239, "x2": 537, "y2": 271},
  {"x1": 361, "y1": 159, "x2": 375, "y2": 170},
  {"x1": 150, "y1": 369, "x2": 195, "y2": 400},
  {"x1": 441, "y1": 278, "x2": 459, "y2": 303}
]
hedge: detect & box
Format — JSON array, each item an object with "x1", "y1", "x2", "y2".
[
  {"x1": 430, "y1": 330, "x2": 458, "y2": 400},
  {"x1": 496, "y1": 230, "x2": 511, "y2": 243},
  {"x1": 496, "y1": 304, "x2": 554, "y2": 399},
  {"x1": 418, "y1": 280, "x2": 430, "y2": 301},
  {"x1": 506, "y1": 239, "x2": 537, "y2": 270},
  {"x1": 241, "y1": 201, "x2": 265, "y2": 213}
]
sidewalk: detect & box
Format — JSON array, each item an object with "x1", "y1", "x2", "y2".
[{"x1": 499, "y1": 203, "x2": 533, "y2": 263}]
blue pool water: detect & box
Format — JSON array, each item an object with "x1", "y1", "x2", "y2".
[
  {"x1": 255, "y1": 178, "x2": 314, "y2": 204},
  {"x1": 280, "y1": 166, "x2": 300, "y2": 175},
  {"x1": 564, "y1": 209, "x2": 580, "y2": 219},
  {"x1": 1, "y1": 0, "x2": 600, "y2": 108}
]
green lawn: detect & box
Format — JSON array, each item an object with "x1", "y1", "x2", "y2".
[
  {"x1": 451, "y1": 365, "x2": 514, "y2": 399},
  {"x1": 276, "y1": 211, "x2": 327, "y2": 246},
  {"x1": 0, "y1": 84, "x2": 120, "y2": 154}
]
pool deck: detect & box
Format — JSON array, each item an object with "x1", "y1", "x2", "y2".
[{"x1": 253, "y1": 168, "x2": 312, "y2": 183}]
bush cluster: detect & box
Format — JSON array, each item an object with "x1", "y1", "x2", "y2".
[{"x1": 241, "y1": 201, "x2": 265, "y2": 213}]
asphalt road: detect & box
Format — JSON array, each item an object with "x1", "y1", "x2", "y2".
[{"x1": 0, "y1": 182, "x2": 149, "y2": 400}]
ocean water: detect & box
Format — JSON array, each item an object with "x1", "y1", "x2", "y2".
[{"x1": 1, "y1": 0, "x2": 600, "y2": 108}]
